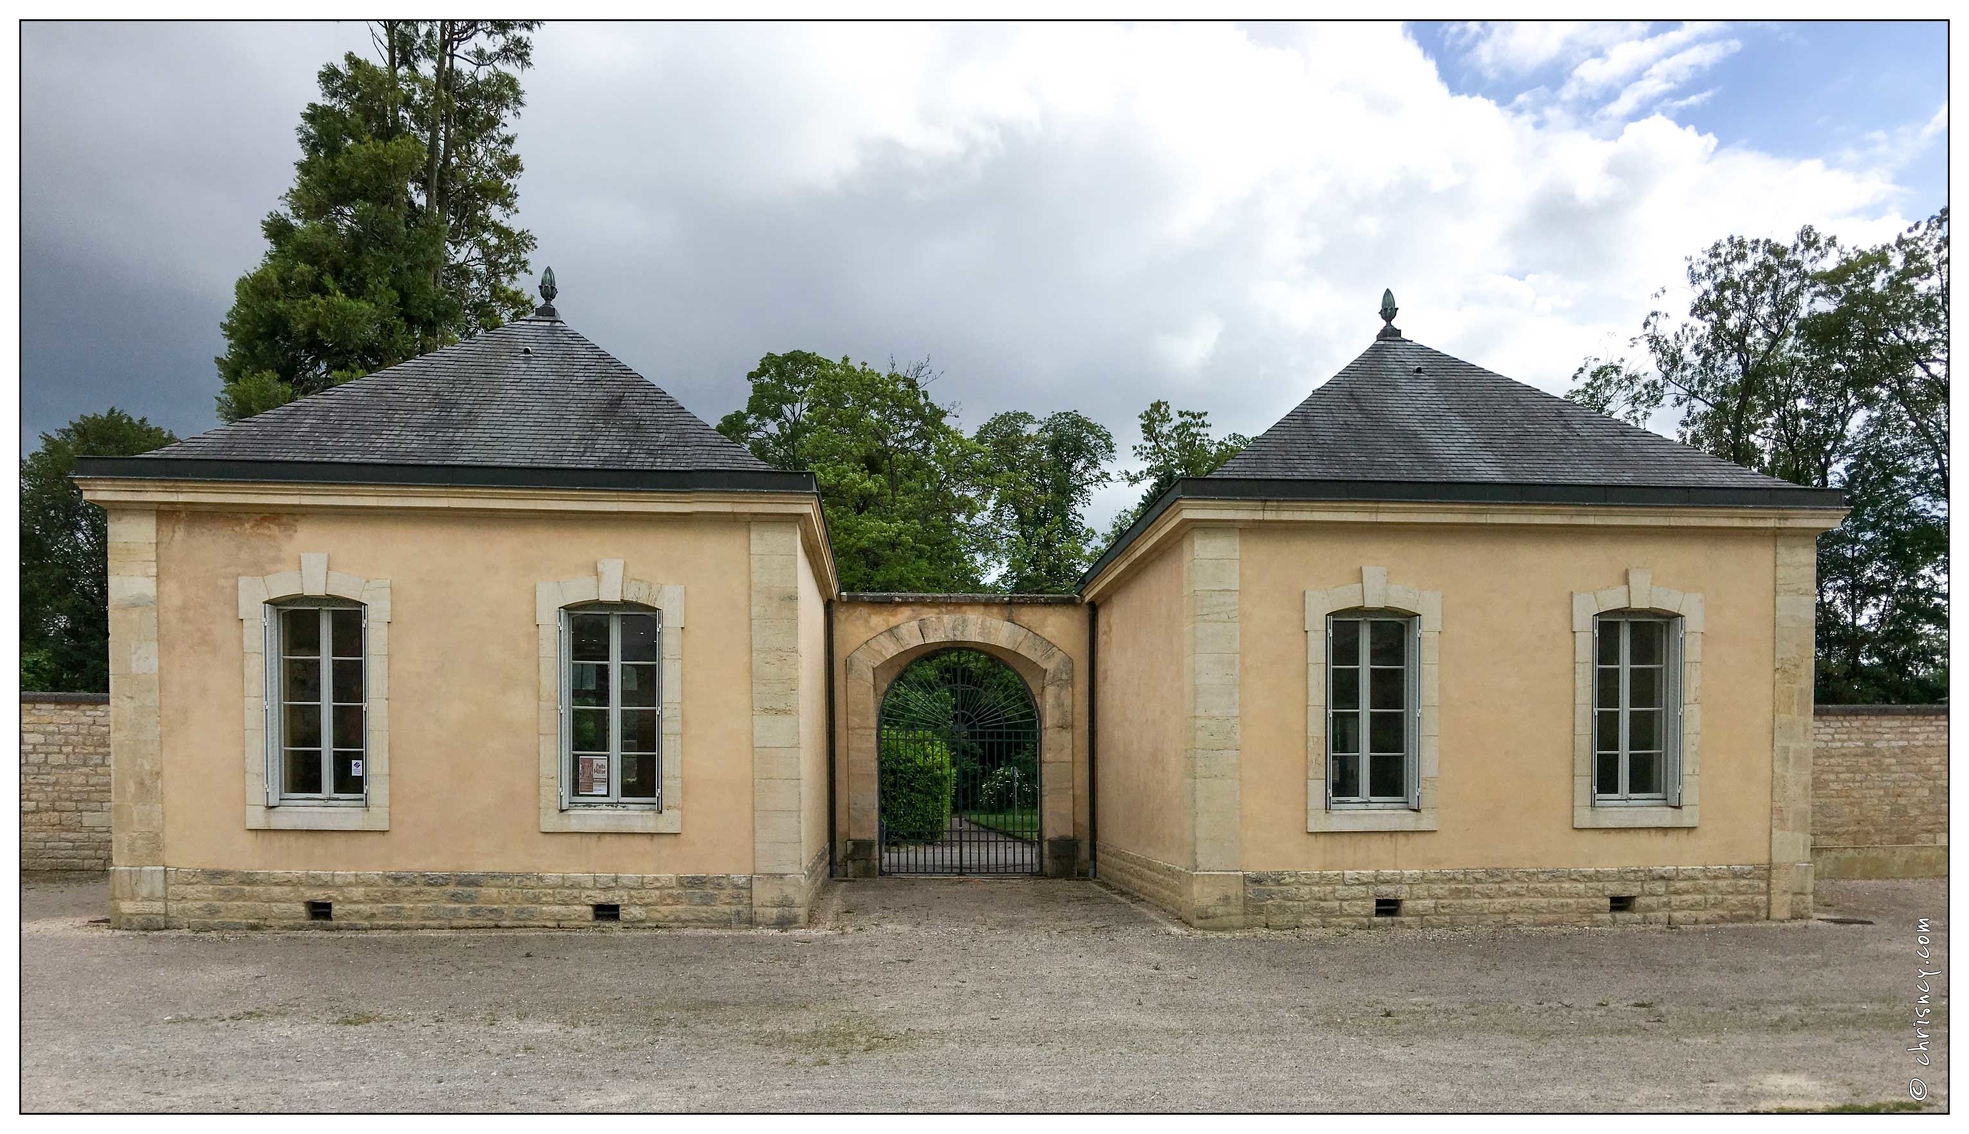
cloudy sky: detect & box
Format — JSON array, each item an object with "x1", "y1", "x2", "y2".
[{"x1": 21, "y1": 20, "x2": 1948, "y2": 527}]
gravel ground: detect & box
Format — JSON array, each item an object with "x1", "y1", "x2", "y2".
[{"x1": 20, "y1": 871, "x2": 1949, "y2": 1112}]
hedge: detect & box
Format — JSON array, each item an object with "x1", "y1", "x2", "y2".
[{"x1": 880, "y1": 731, "x2": 956, "y2": 843}]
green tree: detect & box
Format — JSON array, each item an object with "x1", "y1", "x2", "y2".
[
  {"x1": 974, "y1": 410, "x2": 1115, "y2": 592},
  {"x1": 1568, "y1": 210, "x2": 1948, "y2": 703},
  {"x1": 20, "y1": 410, "x2": 178, "y2": 692},
  {"x1": 216, "y1": 20, "x2": 539, "y2": 422},
  {"x1": 1105, "y1": 400, "x2": 1249, "y2": 541},
  {"x1": 719, "y1": 353, "x2": 986, "y2": 592}
]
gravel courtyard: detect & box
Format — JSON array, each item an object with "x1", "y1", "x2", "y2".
[{"x1": 21, "y1": 872, "x2": 1948, "y2": 1112}]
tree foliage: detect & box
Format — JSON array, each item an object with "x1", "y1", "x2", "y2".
[
  {"x1": 718, "y1": 352, "x2": 986, "y2": 593},
  {"x1": 1568, "y1": 209, "x2": 1948, "y2": 702},
  {"x1": 20, "y1": 410, "x2": 178, "y2": 691},
  {"x1": 1106, "y1": 400, "x2": 1249, "y2": 541},
  {"x1": 216, "y1": 21, "x2": 539, "y2": 422},
  {"x1": 975, "y1": 410, "x2": 1115, "y2": 593}
]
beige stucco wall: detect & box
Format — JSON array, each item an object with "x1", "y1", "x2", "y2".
[
  {"x1": 1237, "y1": 521, "x2": 1780, "y2": 871},
  {"x1": 154, "y1": 507, "x2": 764, "y2": 875},
  {"x1": 1089, "y1": 540, "x2": 1191, "y2": 871}
]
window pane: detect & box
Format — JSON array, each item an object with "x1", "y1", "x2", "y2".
[
  {"x1": 1629, "y1": 750, "x2": 1662, "y2": 796},
  {"x1": 620, "y1": 752, "x2": 657, "y2": 800},
  {"x1": 574, "y1": 754, "x2": 609, "y2": 796},
  {"x1": 1629, "y1": 620, "x2": 1665, "y2": 665},
  {"x1": 571, "y1": 708, "x2": 608, "y2": 752},
  {"x1": 1368, "y1": 752, "x2": 1405, "y2": 798},
  {"x1": 1629, "y1": 666, "x2": 1661, "y2": 709},
  {"x1": 1369, "y1": 620, "x2": 1406, "y2": 666},
  {"x1": 571, "y1": 614, "x2": 609, "y2": 661},
  {"x1": 332, "y1": 706, "x2": 365, "y2": 751},
  {"x1": 620, "y1": 614, "x2": 659, "y2": 662},
  {"x1": 571, "y1": 662, "x2": 609, "y2": 708},
  {"x1": 1596, "y1": 750, "x2": 1621, "y2": 796},
  {"x1": 621, "y1": 709, "x2": 658, "y2": 753},
  {"x1": 333, "y1": 750, "x2": 365, "y2": 795},
  {"x1": 620, "y1": 663, "x2": 658, "y2": 707},
  {"x1": 1596, "y1": 710, "x2": 1621, "y2": 753},
  {"x1": 1600, "y1": 666, "x2": 1628, "y2": 710},
  {"x1": 1596, "y1": 623, "x2": 1619, "y2": 665},
  {"x1": 284, "y1": 704, "x2": 321, "y2": 748},
  {"x1": 283, "y1": 658, "x2": 321, "y2": 703},
  {"x1": 1629, "y1": 709, "x2": 1662, "y2": 753},
  {"x1": 284, "y1": 748, "x2": 323, "y2": 795},
  {"x1": 1331, "y1": 751, "x2": 1360, "y2": 799},
  {"x1": 1369, "y1": 710, "x2": 1405, "y2": 754},
  {"x1": 1331, "y1": 711, "x2": 1360, "y2": 754},
  {"x1": 1330, "y1": 619, "x2": 1360, "y2": 664},
  {"x1": 1330, "y1": 667, "x2": 1359, "y2": 710},
  {"x1": 1370, "y1": 666, "x2": 1405, "y2": 710},
  {"x1": 330, "y1": 609, "x2": 362, "y2": 658},
  {"x1": 332, "y1": 660, "x2": 364, "y2": 704},
  {"x1": 282, "y1": 608, "x2": 320, "y2": 656}
]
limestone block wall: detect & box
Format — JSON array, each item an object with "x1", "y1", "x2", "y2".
[
  {"x1": 1812, "y1": 705, "x2": 1947, "y2": 878},
  {"x1": 20, "y1": 693, "x2": 113, "y2": 872}
]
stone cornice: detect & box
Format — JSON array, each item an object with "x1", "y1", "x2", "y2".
[{"x1": 1080, "y1": 495, "x2": 1847, "y2": 604}]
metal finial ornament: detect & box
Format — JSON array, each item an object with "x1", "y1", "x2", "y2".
[
  {"x1": 535, "y1": 267, "x2": 559, "y2": 318},
  {"x1": 1377, "y1": 288, "x2": 1402, "y2": 340}
]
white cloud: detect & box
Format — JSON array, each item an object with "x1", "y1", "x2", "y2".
[
  {"x1": 23, "y1": 22, "x2": 1930, "y2": 532},
  {"x1": 1449, "y1": 21, "x2": 1742, "y2": 126}
]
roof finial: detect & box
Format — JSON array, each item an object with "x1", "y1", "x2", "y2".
[
  {"x1": 535, "y1": 267, "x2": 559, "y2": 319},
  {"x1": 1377, "y1": 288, "x2": 1401, "y2": 340}
]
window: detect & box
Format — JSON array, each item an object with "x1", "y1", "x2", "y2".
[
  {"x1": 1593, "y1": 613, "x2": 1682, "y2": 805},
  {"x1": 270, "y1": 603, "x2": 366, "y2": 803},
  {"x1": 561, "y1": 606, "x2": 663, "y2": 808},
  {"x1": 1326, "y1": 611, "x2": 1418, "y2": 808}
]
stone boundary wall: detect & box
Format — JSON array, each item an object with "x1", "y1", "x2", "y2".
[
  {"x1": 119, "y1": 867, "x2": 764, "y2": 930},
  {"x1": 20, "y1": 693, "x2": 112, "y2": 872},
  {"x1": 1813, "y1": 704, "x2": 1947, "y2": 879}
]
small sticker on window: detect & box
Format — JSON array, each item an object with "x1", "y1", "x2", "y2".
[
  {"x1": 578, "y1": 755, "x2": 608, "y2": 795},
  {"x1": 349, "y1": 760, "x2": 363, "y2": 777}
]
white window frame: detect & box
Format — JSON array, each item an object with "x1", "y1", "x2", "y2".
[
  {"x1": 1571, "y1": 568, "x2": 1701, "y2": 830},
  {"x1": 1591, "y1": 613, "x2": 1683, "y2": 807},
  {"x1": 1305, "y1": 567, "x2": 1441, "y2": 833},
  {"x1": 558, "y1": 604, "x2": 664, "y2": 810},
  {"x1": 1324, "y1": 610, "x2": 1421, "y2": 810},
  {"x1": 239, "y1": 554, "x2": 391, "y2": 832},
  {"x1": 266, "y1": 600, "x2": 368, "y2": 806},
  {"x1": 537, "y1": 561, "x2": 684, "y2": 835}
]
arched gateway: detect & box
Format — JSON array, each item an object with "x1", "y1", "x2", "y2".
[{"x1": 837, "y1": 602, "x2": 1084, "y2": 879}]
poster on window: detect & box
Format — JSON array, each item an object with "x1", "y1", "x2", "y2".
[{"x1": 577, "y1": 755, "x2": 608, "y2": 796}]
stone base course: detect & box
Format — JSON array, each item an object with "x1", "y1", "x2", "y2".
[
  {"x1": 1098, "y1": 847, "x2": 1772, "y2": 929},
  {"x1": 1095, "y1": 843, "x2": 1189, "y2": 918},
  {"x1": 116, "y1": 867, "x2": 840, "y2": 930}
]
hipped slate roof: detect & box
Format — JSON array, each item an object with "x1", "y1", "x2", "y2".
[
  {"x1": 1082, "y1": 326, "x2": 1844, "y2": 589},
  {"x1": 75, "y1": 313, "x2": 812, "y2": 494}
]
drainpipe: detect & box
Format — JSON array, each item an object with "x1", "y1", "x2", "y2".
[
  {"x1": 1087, "y1": 599, "x2": 1098, "y2": 881},
  {"x1": 825, "y1": 598, "x2": 837, "y2": 878}
]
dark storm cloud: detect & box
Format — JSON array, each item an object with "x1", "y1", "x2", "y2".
[{"x1": 21, "y1": 22, "x2": 1926, "y2": 525}]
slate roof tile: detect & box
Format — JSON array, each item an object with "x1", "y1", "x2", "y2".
[
  {"x1": 1212, "y1": 335, "x2": 1800, "y2": 491},
  {"x1": 145, "y1": 315, "x2": 771, "y2": 474}
]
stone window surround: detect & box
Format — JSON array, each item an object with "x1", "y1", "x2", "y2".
[
  {"x1": 240, "y1": 553, "x2": 393, "y2": 831},
  {"x1": 537, "y1": 560, "x2": 685, "y2": 834},
  {"x1": 1572, "y1": 568, "x2": 1702, "y2": 829},
  {"x1": 1304, "y1": 566, "x2": 1441, "y2": 833}
]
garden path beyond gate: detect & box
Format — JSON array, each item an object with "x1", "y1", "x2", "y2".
[{"x1": 877, "y1": 649, "x2": 1041, "y2": 874}]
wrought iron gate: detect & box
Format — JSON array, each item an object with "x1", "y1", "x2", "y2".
[{"x1": 878, "y1": 649, "x2": 1041, "y2": 874}]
